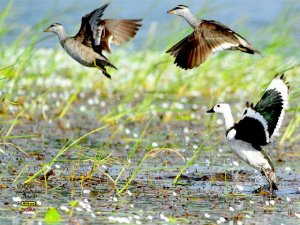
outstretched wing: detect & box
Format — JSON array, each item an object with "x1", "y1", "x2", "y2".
[
  {"x1": 73, "y1": 3, "x2": 110, "y2": 53},
  {"x1": 234, "y1": 106, "x2": 269, "y2": 149},
  {"x1": 100, "y1": 19, "x2": 142, "y2": 53},
  {"x1": 166, "y1": 31, "x2": 210, "y2": 69},
  {"x1": 254, "y1": 74, "x2": 289, "y2": 138},
  {"x1": 73, "y1": 3, "x2": 142, "y2": 54},
  {"x1": 166, "y1": 20, "x2": 260, "y2": 70},
  {"x1": 234, "y1": 74, "x2": 289, "y2": 148}
]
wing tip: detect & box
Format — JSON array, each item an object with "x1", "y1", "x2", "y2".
[
  {"x1": 102, "y1": 2, "x2": 110, "y2": 8},
  {"x1": 271, "y1": 73, "x2": 290, "y2": 92},
  {"x1": 245, "y1": 101, "x2": 254, "y2": 108}
]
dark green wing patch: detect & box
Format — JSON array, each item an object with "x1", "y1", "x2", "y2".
[{"x1": 254, "y1": 89, "x2": 283, "y2": 137}]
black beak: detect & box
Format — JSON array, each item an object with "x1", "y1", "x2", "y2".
[{"x1": 207, "y1": 108, "x2": 215, "y2": 113}]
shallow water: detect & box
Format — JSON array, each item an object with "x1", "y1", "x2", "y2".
[{"x1": 0, "y1": 86, "x2": 299, "y2": 224}]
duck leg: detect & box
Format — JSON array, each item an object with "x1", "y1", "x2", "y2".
[
  {"x1": 253, "y1": 168, "x2": 278, "y2": 195},
  {"x1": 93, "y1": 59, "x2": 117, "y2": 79},
  {"x1": 261, "y1": 168, "x2": 278, "y2": 192}
]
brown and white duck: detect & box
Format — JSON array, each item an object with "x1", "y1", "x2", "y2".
[
  {"x1": 166, "y1": 5, "x2": 260, "y2": 70},
  {"x1": 44, "y1": 3, "x2": 142, "y2": 79}
]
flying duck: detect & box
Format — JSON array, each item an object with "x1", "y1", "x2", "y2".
[
  {"x1": 207, "y1": 74, "x2": 289, "y2": 192},
  {"x1": 166, "y1": 5, "x2": 260, "y2": 70},
  {"x1": 44, "y1": 3, "x2": 142, "y2": 79}
]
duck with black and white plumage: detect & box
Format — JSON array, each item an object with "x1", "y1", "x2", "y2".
[{"x1": 207, "y1": 74, "x2": 289, "y2": 193}]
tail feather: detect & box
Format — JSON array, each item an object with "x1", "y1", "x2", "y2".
[{"x1": 238, "y1": 44, "x2": 262, "y2": 55}]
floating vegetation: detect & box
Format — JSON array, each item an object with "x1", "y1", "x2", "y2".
[{"x1": 0, "y1": 1, "x2": 299, "y2": 224}]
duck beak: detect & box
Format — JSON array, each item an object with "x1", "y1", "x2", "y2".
[
  {"x1": 44, "y1": 28, "x2": 51, "y2": 32},
  {"x1": 167, "y1": 10, "x2": 176, "y2": 14},
  {"x1": 207, "y1": 108, "x2": 215, "y2": 113}
]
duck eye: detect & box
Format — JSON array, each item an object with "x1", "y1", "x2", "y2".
[{"x1": 217, "y1": 105, "x2": 220, "y2": 107}]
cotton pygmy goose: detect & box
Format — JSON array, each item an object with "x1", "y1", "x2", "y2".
[
  {"x1": 166, "y1": 5, "x2": 260, "y2": 70},
  {"x1": 44, "y1": 3, "x2": 142, "y2": 79},
  {"x1": 207, "y1": 74, "x2": 289, "y2": 192}
]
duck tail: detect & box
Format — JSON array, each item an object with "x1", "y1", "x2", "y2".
[{"x1": 238, "y1": 44, "x2": 262, "y2": 55}]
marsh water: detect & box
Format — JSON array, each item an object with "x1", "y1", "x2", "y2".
[
  {"x1": 0, "y1": 52, "x2": 299, "y2": 224},
  {"x1": 0, "y1": 0, "x2": 300, "y2": 224}
]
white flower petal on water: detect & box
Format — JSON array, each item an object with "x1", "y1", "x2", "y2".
[
  {"x1": 265, "y1": 201, "x2": 270, "y2": 206},
  {"x1": 60, "y1": 206, "x2": 70, "y2": 212},
  {"x1": 285, "y1": 167, "x2": 291, "y2": 172},
  {"x1": 233, "y1": 161, "x2": 239, "y2": 166},
  {"x1": 80, "y1": 105, "x2": 86, "y2": 112},
  {"x1": 108, "y1": 216, "x2": 130, "y2": 224},
  {"x1": 101, "y1": 165, "x2": 107, "y2": 170},
  {"x1": 160, "y1": 213, "x2": 169, "y2": 222},
  {"x1": 152, "y1": 142, "x2": 158, "y2": 148},
  {"x1": 87, "y1": 98, "x2": 94, "y2": 105},
  {"x1": 134, "y1": 215, "x2": 140, "y2": 220},
  {"x1": 83, "y1": 189, "x2": 90, "y2": 194},
  {"x1": 204, "y1": 213, "x2": 210, "y2": 218},
  {"x1": 55, "y1": 164, "x2": 61, "y2": 169},
  {"x1": 184, "y1": 127, "x2": 189, "y2": 134},
  {"x1": 13, "y1": 197, "x2": 22, "y2": 202},
  {"x1": 100, "y1": 101, "x2": 106, "y2": 107},
  {"x1": 125, "y1": 129, "x2": 131, "y2": 134},
  {"x1": 236, "y1": 185, "x2": 244, "y2": 191}
]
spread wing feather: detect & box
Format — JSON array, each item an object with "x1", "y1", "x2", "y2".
[
  {"x1": 73, "y1": 3, "x2": 142, "y2": 54},
  {"x1": 167, "y1": 20, "x2": 260, "y2": 69}
]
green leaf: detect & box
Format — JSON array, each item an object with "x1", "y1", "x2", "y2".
[
  {"x1": 45, "y1": 207, "x2": 61, "y2": 223},
  {"x1": 68, "y1": 200, "x2": 78, "y2": 208}
]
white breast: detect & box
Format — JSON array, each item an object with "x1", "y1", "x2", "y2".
[{"x1": 228, "y1": 139, "x2": 272, "y2": 171}]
